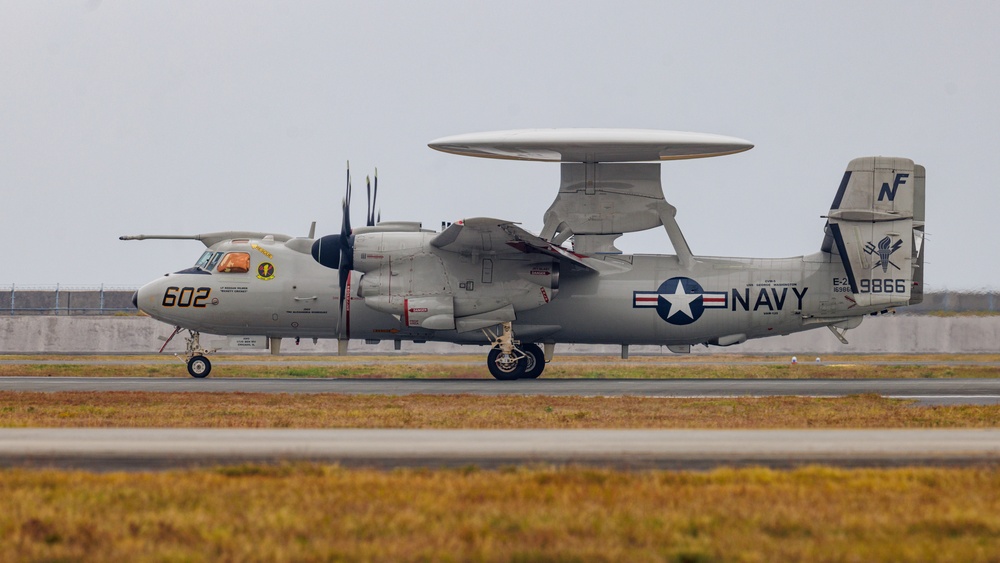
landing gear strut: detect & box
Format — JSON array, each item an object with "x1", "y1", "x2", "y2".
[
  {"x1": 483, "y1": 322, "x2": 546, "y2": 380},
  {"x1": 169, "y1": 328, "x2": 216, "y2": 378}
]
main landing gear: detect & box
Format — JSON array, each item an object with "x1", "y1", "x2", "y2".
[
  {"x1": 483, "y1": 322, "x2": 546, "y2": 380},
  {"x1": 162, "y1": 327, "x2": 215, "y2": 378}
]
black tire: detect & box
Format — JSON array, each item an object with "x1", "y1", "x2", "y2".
[
  {"x1": 487, "y1": 348, "x2": 525, "y2": 380},
  {"x1": 520, "y1": 343, "x2": 546, "y2": 379},
  {"x1": 187, "y1": 355, "x2": 211, "y2": 378}
]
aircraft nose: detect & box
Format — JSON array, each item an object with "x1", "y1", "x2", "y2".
[{"x1": 134, "y1": 280, "x2": 161, "y2": 316}]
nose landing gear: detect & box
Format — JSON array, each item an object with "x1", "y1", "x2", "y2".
[
  {"x1": 181, "y1": 330, "x2": 216, "y2": 378},
  {"x1": 160, "y1": 327, "x2": 216, "y2": 378}
]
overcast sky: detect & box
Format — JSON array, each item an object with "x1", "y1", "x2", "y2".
[{"x1": 2, "y1": 1, "x2": 998, "y2": 290}]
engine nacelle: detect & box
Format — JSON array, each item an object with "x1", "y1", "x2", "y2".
[
  {"x1": 517, "y1": 262, "x2": 559, "y2": 300},
  {"x1": 402, "y1": 295, "x2": 455, "y2": 330},
  {"x1": 361, "y1": 293, "x2": 457, "y2": 330},
  {"x1": 353, "y1": 231, "x2": 562, "y2": 331},
  {"x1": 353, "y1": 231, "x2": 434, "y2": 274}
]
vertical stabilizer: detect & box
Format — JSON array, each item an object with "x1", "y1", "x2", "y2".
[
  {"x1": 909, "y1": 164, "x2": 926, "y2": 305},
  {"x1": 822, "y1": 157, "x2": 918, "y2": 308}
]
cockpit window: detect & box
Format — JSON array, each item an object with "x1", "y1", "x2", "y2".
[
  {"x1": 194, "y1": 251, "x2": 213, "y2": 270},
  {"x1": 206, "y1": 252, "x2": 224, "y2": 270},
  {"x1": 217, "y1": 252, "x2": 251, "y2": 273}
]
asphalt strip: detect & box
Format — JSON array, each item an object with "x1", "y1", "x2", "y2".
[{"x1": 2, "y1": 428, "x2": 999, "y2": 471}]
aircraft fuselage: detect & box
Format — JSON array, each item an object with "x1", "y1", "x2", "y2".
[{"x1": 135, "y1": 237, "x2": 870, "y2": 350}]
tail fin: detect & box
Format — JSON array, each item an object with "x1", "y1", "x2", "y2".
[
  {"x1": 909, "y1": 164, "x2": 926, "y2": 305},
  {"x1": 820, "y1": 157, "x2": 922, "y2": 308}
]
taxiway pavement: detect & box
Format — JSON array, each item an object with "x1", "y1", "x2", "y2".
[
  {"x1": 2, "y1": 428, "x2": 999, "y2": 471},
  {"x1": 4, "y1": 372, "x2": 1000, "y2": 470},
  {"x1": 2, "y1": 377, "x2": 1000, "y2": 405}
]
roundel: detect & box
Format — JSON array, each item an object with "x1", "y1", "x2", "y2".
[{"x1": 656, "y1": 277, "x2": 706, "y2": 325}]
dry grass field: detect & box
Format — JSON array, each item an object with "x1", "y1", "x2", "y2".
[
  {"x1": 1, "y1": 464, "x2": 998, "y2": 562},
  {"x1": 3, "y1": 355, "x2": 999, "y2": 560},
  {"x1": 1, "y1": 391, "x2": 999, "y2": 429}
]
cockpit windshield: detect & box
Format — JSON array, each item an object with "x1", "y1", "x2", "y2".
[
  {"x1": 194, "y1": 251, "x2": 213, "y2": 270},
  {"x1": 191, "y1": 251, "x2": 252, "y2": 273},
  {"x1": 207, "y1": 252, "x2": 224, "y2": 271}
]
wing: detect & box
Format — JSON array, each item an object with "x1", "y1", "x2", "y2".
[
  {"x1": 430, "y1": 217, "x2": 596, "y2": 273},
  {"x1": 120, "y1": 232, "x2": 293, "y2": 248}
]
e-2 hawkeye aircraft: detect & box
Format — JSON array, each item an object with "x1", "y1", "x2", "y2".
[{"x1": 124, "y1": 129, "x2": 925, "y2": 379}]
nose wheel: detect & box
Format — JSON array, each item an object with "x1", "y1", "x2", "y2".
[{"x1": 187, "y1": 355, "x2": 212, "y2": 378}]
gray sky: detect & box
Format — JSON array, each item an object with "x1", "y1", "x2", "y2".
[{"x1": 2, "y1": 1, "x2": 998, "y2": 290}]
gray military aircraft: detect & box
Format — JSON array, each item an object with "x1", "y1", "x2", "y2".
[{"x1": 124, "y1": 129, "x2": 925, "y2": 378}]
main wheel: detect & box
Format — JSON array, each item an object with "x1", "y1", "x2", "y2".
[
  {"x1": 487, "y1": 348, "x2": 525, "y2": 380},
  {"x1": 187, "y1": 355, "x2": 212, "y2": 378},
  {"x1": 520, "y1": 343, "x2": 546, "y2": 379}
]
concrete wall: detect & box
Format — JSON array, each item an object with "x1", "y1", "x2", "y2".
[{"x1": 1, "y1": 315, "x2": 997, "y2": 355}]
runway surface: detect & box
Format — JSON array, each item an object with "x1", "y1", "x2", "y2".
[
  {"x1": 2, "y1": 428, "x2": 998, "y2": 471},
  {"x1": 3, "y1": 376, "x2": 1000, "y2": 405},
  {"x1": 2, "y1": 358, "x2": 999, "y2": 367}
]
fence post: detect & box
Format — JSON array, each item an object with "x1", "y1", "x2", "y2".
[
  {"x1": 100, "y1": 283, "x2": 105, "y2": 315},
  {"x1": 55, "y1": 283, "x2": 60, "y2": 316},
  {"x1": 9, "y1": 284, "x2": 13, "y2": 315}
]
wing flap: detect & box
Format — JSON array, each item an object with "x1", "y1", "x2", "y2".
[{"x1": 431, "y1": 218, "x2": 595, "y2": 272}]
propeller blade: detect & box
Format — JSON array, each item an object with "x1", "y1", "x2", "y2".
[
  {"x1": 342, "y1": 164, "x2": 352, "y2": 238},
  {"x1": 365, "y1": 176, "x2": 371, "y2": 227},
  {"x1": 336, "y1": 161, "x2": 355, "y2": 346},
  {"x1": 370, "y1": 169, "x2": 378, "y2": 226}
]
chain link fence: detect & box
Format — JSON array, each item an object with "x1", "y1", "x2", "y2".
[
  {"x1": 0, "y1": 285, "x2": 138, "y2": 315},
  {"x1": 905, "y1": 291, "x2": 999, "y2": 314}
]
